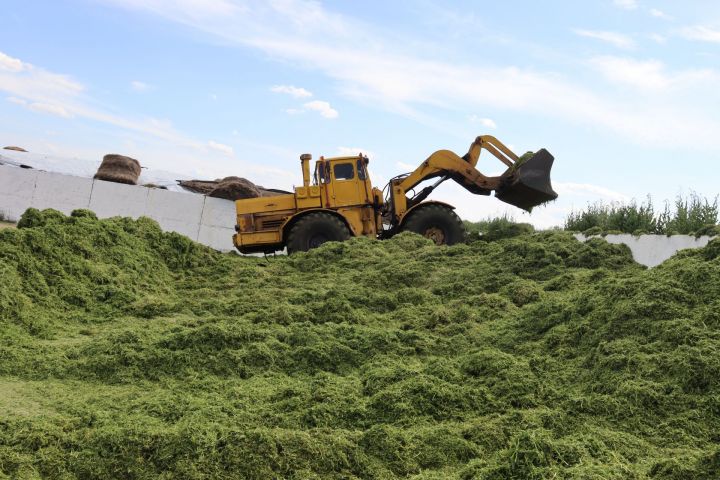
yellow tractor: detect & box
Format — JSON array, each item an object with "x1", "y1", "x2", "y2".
[{"x1": 233, "y1": 135, "x2": 557, "y2": 254}]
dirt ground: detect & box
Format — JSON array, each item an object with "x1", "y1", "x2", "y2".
[{"x1": 0, "y1": 221, "x2": 17, "y2": 229}]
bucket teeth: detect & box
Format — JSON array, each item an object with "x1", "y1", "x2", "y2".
[{"x1": 495, "y1": 149, "x2": 558, "y2": 212}]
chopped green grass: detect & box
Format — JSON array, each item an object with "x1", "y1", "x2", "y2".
[{"x1": 1, "y1": 208, "x2": 719, "y2": 478}]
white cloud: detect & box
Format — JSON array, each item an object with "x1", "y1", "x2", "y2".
[
  {"x1": 0, "y1": 51, "x2": 27, "y2": 72},
  {"x1": 93, "y1": 1, "x2": 720, "y2": 150},
  {"x1": 648, "y1": 33, "x2": 667, "y2": 44},
  {"x1": 272, "y1": 85, "x2": 335, "y2": 118},
  {"x1": 589, "y1": 56, "x2": 670, "y2": 90},
  {"x1": 0, "y1": 51, "x2": 181, "y2": 140},
  {"x1": 554, "y1": 182, "x2": 630, "y2": 202},
  {"x1": 102, "y1": 0, "x2": 243, "y2": 18},
  {"x1": 0, "y1": 52, "x2": 299, "y2": 185},
  {"x1": 468, "y1": 115, "x2": 497, "y2": 129},
  {"x1": 0, "y1": 50, "x2": 261, "y2": 162},
  {"x1": 131, "y1": 80, "x2": 151, "y2": 91},
  {"x1": 7, "y1": 94, "x2": 73, "y2": 118},
  {"x1": 6, "y1": 96, "x2": 26, "y2": 105},
  {"x1": 613, "y1": 0, "x2": 638, "y2": 10},
  {"x1": 271, "y1": 84, "x2": 313, "y2": 98},
  {"x1": 303, "y1": 100, "x2": 338, "y2": 119},
  {"x1": 649, "y1": 9, "x2": 672, "y2": 20},
  {"x1": 680, "y1": 25, "x2": 720, "y2": 43},
  {"x1": 0, "y1": 54, "x2": 84, "y2": 103},
  {"x1": 207, "y1": 140, "x2": 234, "y2": 156},
  {"x1": 28, "y1": 102, "x2": 74, "y2": 118},
  {"x1": 573, "y1": 29, "x2": 635, "y2": 49},
  {"x1": 588, "y1": 55, "x2": 720, "y2": 91}
]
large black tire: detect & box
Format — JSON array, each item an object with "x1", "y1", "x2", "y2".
[
  {"x1": 400, "y1": 204, "x2": 465, "y2": 246},
  {"x1": 286, "y1": 212, "x2": 351, "y2": 254}
]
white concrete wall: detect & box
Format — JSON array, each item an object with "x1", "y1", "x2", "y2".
[
  {"x1": 31, "y1": 170, "x2": 94, "y2": 214},
  {"x1": 0, "y1": 164, "x2": 237, "y2": 251},
  {"x1": 89, "y1": 180, "x2": 150, "y2": 219},
  {"x1": 2, "y1": 164, "x2": 716, "y2": 261},
  {"x1": 0, "y1": 166, "x2": 38, "y2": 221},
  {"x1": 198, "y1": 196, "x2": 237, "y2": 251},
  {"x1": 575, "y1": 233, "x2": 715, "y2": 267},
  {"x1": 146, "y1": 188, "x2": 205, "y2": 240}
]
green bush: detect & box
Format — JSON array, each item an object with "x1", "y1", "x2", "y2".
[
  {"x1": 565, "y1": 193, "x2": 719, "y2": 235},
  {"x1": 464, "y1": 215, "x2": 534, "y2": 242}
]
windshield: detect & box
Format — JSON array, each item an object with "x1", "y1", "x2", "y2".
[{"x1": 333, "y1": 162, "x2": 354, "y2": 181}]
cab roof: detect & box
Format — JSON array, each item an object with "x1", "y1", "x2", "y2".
[{"x1": 317, "y1": 155, "x2": 367, "y2": 163}]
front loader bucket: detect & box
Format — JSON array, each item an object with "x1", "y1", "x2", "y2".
[{"x1": 495, "y1": 149, "x2": 558, "y2": 212}]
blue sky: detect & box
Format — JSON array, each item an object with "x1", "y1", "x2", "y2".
[{"x1": 2, "y1": 0, "x2": 720, "y2": 226}]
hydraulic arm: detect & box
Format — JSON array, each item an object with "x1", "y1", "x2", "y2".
[{"x1": 387, "y1": 135, "x2": 557, "y2": 223}]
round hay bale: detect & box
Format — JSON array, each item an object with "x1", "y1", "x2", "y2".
[
  {"x1": 94, "y1": 154, "x2": 141, "y2": 185},
  {"x1": 209, "y1": 176, "x2": 261, "y2": 200},
  {"x1": 178, "y1": 180, "x2": 219, "y2": 195},
  {"x1": 3, "y1": 146, "x2": 27, "y2": 152}
]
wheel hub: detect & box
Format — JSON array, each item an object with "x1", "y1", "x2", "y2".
[{"x1": 424, "y1": 227, "x2": 445, "y2": 245}]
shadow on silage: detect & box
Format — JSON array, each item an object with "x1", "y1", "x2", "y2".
[{"x1": 1, "y1": 209, "x2": 719, "y2": 479}]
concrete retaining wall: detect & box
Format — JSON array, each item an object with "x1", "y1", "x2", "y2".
[
  {"x1": 574, "y1": 233, "x2": 714, "y2": 267},
  {"x1": 2, "y1": 164, "x2": 716, "y2": 261},
  {"x1": 0, "y1": 166, "x2": 40, "y2": 221},
  {"x1": 0, "y1": 164, "x2": 236, "y2": 251}
]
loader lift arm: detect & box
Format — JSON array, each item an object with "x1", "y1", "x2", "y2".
[{"x1": 386, "y1": 135, "x2": 557, "y2": 225}]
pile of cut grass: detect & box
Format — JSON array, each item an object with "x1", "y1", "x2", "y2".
[{"x1": 1, "y1": 208, "x2": 719, "y2": 479}]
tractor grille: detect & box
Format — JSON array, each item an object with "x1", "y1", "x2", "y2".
[{"x1": 260, "y1": 218, "x2": 284, "y2": 230}]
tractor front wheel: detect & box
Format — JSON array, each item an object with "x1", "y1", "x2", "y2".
[
  {"x1": 286, "y1": 212, "x2": 351, "y2": 254},
  {"x1": 400, "y1": 204, "x2": 465, "y2": 246}
]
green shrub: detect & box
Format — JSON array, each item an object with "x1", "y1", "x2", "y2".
[
  {"x1": 566, "y1": 194, "x2": 719, "y2": 235},
  {"x1": 464, "y1": 215, "x2": 534, "y2": 242}
]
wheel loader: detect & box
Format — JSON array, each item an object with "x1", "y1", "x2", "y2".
[{"x1": 233, "y1": 135, "x2": 557, "y2": 254}]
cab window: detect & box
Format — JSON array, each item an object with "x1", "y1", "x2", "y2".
[{"x1": 333, "y1": 162, "x2": 355, "y2": 181}]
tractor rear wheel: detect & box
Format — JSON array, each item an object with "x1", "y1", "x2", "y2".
[
  {"x1": 286, "y1": 212, "x2": 351, "y2": 254},
  {"x1": 401, "y1": 204, "x2": 465, "y2": 246}
]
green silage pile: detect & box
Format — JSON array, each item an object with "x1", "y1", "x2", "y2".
[{"x1": 1, "y1": 209, "x2": 720, "y2": 479}]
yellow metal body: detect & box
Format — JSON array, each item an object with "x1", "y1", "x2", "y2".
[
  {"x1": 233, "y1": 135, "x2": 541, "y2": 253},
  {"x1": 233, "y1": 155, "x2": 383, "y2": 253}
]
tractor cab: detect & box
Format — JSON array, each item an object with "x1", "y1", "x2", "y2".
[{"x1": 308, "y1": 155, "x2": 373, "y2": 208}]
